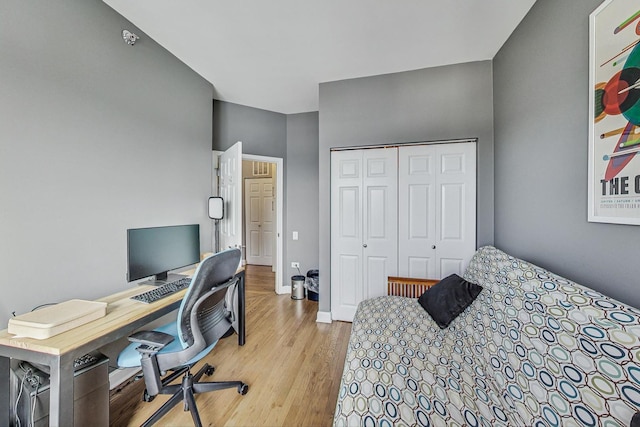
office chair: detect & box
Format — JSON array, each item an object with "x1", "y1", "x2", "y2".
[{"x1": 118, "y1": 248, "x2": 248, "y2": 427}]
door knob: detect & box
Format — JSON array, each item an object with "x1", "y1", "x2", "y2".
[
  {"x1": 432, "y1": 245, "x2": 436, "y2": 249},
  {"x1": 363, "y1": 244, "x2": 368, "y2": 248}
]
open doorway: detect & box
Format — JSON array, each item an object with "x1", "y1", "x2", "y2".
[
  {"x1": 242, "y1": 155, "x2": 284, "y2": 294},
  {"x1": 213, "y1": 148, "x2": 285, "y2": 295}
]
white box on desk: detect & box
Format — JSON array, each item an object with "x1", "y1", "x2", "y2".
[{"x1": 8, "y1": 299, "x2": 107, "y2": 339}]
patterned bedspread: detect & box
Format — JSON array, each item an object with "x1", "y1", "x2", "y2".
[{"x1": 333, "y1": 246, "x2": 640, "y2": 426}]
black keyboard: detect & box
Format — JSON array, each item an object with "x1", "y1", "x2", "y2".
[
  {"x1": 74, "y1": 353, "x2": 99, "y2": 370},
  {"x1": 131, "y1": 277, "x2": 191, "y2": 304}
]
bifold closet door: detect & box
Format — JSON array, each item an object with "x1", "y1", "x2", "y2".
[
  {"x1": 398, "y1": 142, "x2": 476, "y2": 279},
  {"x1": 331, "y1": 148, "x2": 397, "y2": 322}
]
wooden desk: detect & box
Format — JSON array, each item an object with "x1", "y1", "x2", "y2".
[{"x1": 0, "y1": 269, "x2": 245, "y2": 426}]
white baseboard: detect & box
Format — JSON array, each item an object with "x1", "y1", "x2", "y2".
[
  {"x1": 276, "y1": 285, "x2": 291, "y2": 295},
  {"x1": 316, "y1": 311, "x2": 332, "y2": 324}
]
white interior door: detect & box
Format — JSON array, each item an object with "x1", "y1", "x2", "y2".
[
  {"x1": 435, "y1": 142, "x2": 476, "y2": 277},
  {"x1": 362, "y1": 149, "x2": 398, "y2": 299},
  {"x1": 219, "y1": 141, "x2": 242, "y2": 254},
  {"x1": 331, "y1": 150, "x2": 363, "y2": 322},
  {"x1": 331, "y1": 148, "x2": 397, "y2": 322},
  {"x1": 245, "y1": 177, "x2": 274, "y2": 266},
  {"x1": 398, "y1": 142, "x2": 476, "y2": 279},
  {"x1": 398, "y1": 145, "x2": 437, "y2": 278}
]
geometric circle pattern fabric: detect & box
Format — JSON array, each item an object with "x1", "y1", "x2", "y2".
[{"x1": 334, "y1": 246, "x2": 640, "y2": 427}]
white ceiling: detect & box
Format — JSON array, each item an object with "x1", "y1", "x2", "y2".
[{"x1": 102, "y1": 0, "x2": 536, "y2": 114}]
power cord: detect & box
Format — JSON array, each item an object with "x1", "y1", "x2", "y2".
[
  {"x1": 15, "y1": 362, "x2": 41, "y2": 427},
  {"x1": 11, "y1": 302, "x2": 58, "y2": 317},
  {"x1": 30, "y1": 303, "x2": 57, "y2": 312},
  {"x1": 31, "y1": 385, "x2": 39, "y2": 427},
  {"x1": 14, "y1": 367, "x2": 27, "y2": 427}
]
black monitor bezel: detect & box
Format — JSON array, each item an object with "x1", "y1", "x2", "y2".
[{"x1": 126, "y1": 224, "x2": 200, "y2": 282}]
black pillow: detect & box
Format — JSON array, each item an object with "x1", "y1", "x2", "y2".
[
  {"x1": 631, "y1": 411, "x2": 640, "y2": 427},
  {"x1": 418, "y1": 274, "x2": 483, "y2": 329}
]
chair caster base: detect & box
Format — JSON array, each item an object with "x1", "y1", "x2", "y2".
[{"x1": 238, "y1": 383, "x2": 249, "y2": 395}]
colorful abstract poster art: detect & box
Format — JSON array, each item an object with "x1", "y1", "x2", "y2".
[{"x1": 590, "y1": 0, "x2": 640, "y2": 225}]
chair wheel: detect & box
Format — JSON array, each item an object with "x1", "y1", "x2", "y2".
[
  {"x1": 205, "y1": 365, "x2": 215, "y2": 376},
  {"x1": 143, "y1": 390, "x2": 155, "y2": 402},
  {"x1": 238, "y1": 383, "x2": 249, "y2": 395}
]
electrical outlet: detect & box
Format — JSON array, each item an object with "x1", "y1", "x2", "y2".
[{"x1": 291, "y1": 262, "x2": 300, "y2": 269}]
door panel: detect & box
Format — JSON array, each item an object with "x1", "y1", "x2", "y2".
[
  {"x1": 398, "y1": 146, "x2": 436, "y2": 278},
  {"x1": 367, "y1": 187, "x2": 387, "y2": 238},
  {"x1": 440, "y1": 183, "x2": 464, "y2": 241},
  {"x1": 440, "y1": 258, "x2": 464, "y2": 278},
  {"x1": 364, "y1": 256, "x2": 389, "y2": 299},
  {"x1": 408, "y1": 184, "x2": 430, "y2": 239},
  {"x1": 261, "y1": 182, "x2": 274, "y2": 260},
  {"x1": 245, "y1": 177, "x2": 274, "y2": 266},
  {"x1": 339, "y1": 255, "x2": 361, "y2": 307},
  {"x1": 362, "y1": 149, "x2": 397, "y2": 300},
  {"x1": 331, "y1": 148, "x2": 397, "y2": 322},
  {"x1": 399, "y1": 142, "x2": 476, "y2": 279},
  {"x1": 339, "y1": 187, "x2": 360, "y2": 238},
  {"x1": 261, "y1": 194, "x2": 274, "y2": 259},
  {"x1": 436, "y1": 142, "x2": 476, "y2": 276},
  {"x1": 408, "y1": 256, "x2": 432, "y2": 279},
  {"x1": 219, "y1": 141, "x2": 242, "y2": 254},
  {"x1": 331, "y1": 151, "x2": 363, "y2": 321}
]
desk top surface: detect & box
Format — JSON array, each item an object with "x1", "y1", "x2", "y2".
[
  {"x1": 0, "y1": 266, "x2": 245, "y2": 356},
  {"x1": 0, "y1": 284, "x2": 186, "y2": 356}
]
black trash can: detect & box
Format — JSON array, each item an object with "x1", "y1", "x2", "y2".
[
  {"x1": 291, "y1": 275, "x2": 305, "y2": 300},
  {"x1": 306, "y1": 269, "x2": 319, "y2": 301}
]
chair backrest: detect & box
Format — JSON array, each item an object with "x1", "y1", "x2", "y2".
[{"x1": 176, "y1": 248, "x2": 241, "y2": 349}]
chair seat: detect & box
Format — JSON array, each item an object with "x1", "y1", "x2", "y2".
[{"x1": 118, "y1": 321, "x2": 217, "y2": 369}]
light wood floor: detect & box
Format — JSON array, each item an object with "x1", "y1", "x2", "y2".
[{"x1": 118, "y1": 265, "x2": 351, "y2": 426}]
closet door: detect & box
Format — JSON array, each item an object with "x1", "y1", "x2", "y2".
[
  {"x1": 331, "y1": 150, "x2": 363, "y2": 322},
  {"x1": 331, "y1": 148, "x2": 397, "y2": 322},
  {"x1": 436, "y1": 142, "x2": 476, "y2": 277},
  {"x1": 398, "y1": 142, "x2": 476, "y2": 279},
  {"x1": 362, "y1": 149, "x2": 398, "y2": 299},
  {"x1": 397, "y1": 146, "x2": 437, "y2": 278}
]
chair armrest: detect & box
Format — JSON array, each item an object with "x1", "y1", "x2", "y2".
[{"x1": 128, "y1": 331, "x2": 174, "y2": 354}]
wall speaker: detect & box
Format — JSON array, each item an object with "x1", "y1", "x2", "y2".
[{"x1": 208, "y1": 197, "x2": 224, "y2": 220}]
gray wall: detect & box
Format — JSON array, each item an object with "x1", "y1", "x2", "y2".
[
  {"x1": 213, "y1": 100, "x2": 287, "y2": 157},
  {"x1": 494, "y1": 0, "x2": 640, "y2": 308},
  {"x1": 319, "y1": 62, "x2": 495, "y2": 313},
  {"x1": 286, "y1": 112, "x2": 320, "y2": 277},
  {"x1": 0, "y1": 0, "x2": 214, "y2": 326}
]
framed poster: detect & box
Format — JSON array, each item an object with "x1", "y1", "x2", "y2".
[{"x1": 589, "y1": 0, "x2": 640, "y2": 224}]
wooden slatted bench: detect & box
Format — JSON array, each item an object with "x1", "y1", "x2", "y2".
[{"x1": 387, "y1": 276, "x2": 439, "y2": 298}]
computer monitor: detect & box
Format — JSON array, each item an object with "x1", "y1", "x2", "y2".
[{"x1": 127, "y1": 224, "x2": 200, "y2": 282}]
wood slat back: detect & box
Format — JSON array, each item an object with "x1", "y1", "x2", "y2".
[{"x1": 387, "y1": 276, "x2": 439, "y2": 298}]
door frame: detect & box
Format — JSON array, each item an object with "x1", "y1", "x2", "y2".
[{"x1": 243, "y1": 154, "x2": 285, "y2": 295}]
